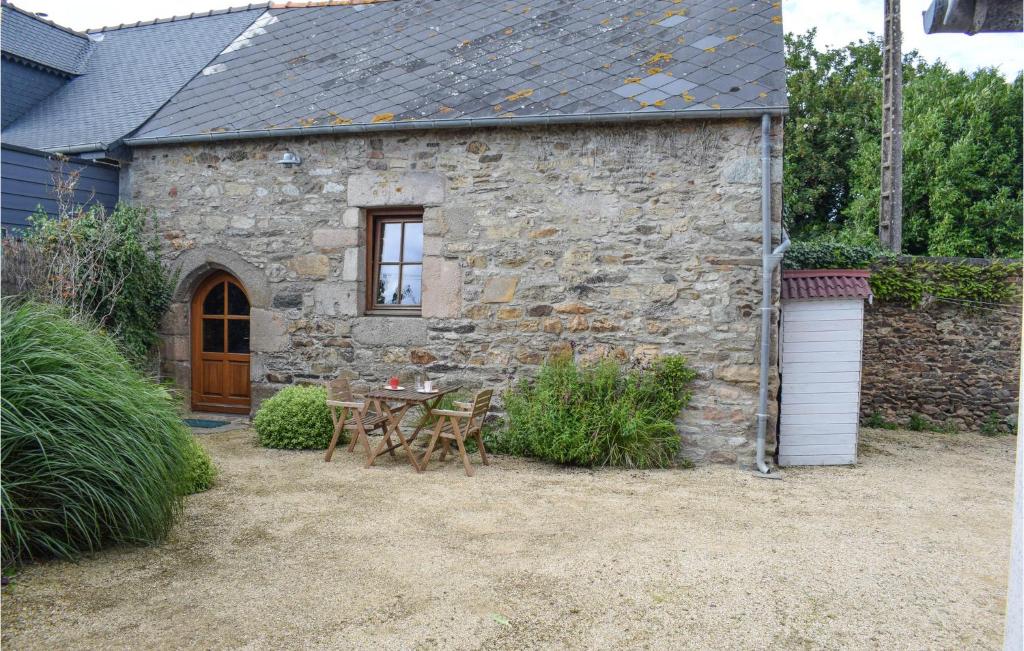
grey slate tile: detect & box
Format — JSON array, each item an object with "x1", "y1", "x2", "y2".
[
  {"x1": 2, "y1": 6, "x2": 263, "y2": 150},
  {"x1": 7, "y1": 0, "x2": 787, "y2": 149}
]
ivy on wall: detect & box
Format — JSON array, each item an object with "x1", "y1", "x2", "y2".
[
  {"x1": 784, "y1": 241, "x2": 1021, "y2": 307},
  {"x1": 869, "y1": 259, "x2": 1020, "y2": 307}
]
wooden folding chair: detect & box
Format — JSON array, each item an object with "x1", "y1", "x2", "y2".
[
  {"x1": 324, "y1": 378, "x2": 388, "y2": 463},
  {"x1": 420, "y1": 389, "x2": 493, "y2": 476}
]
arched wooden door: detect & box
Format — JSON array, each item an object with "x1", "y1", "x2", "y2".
[{"x1": 191, "y1": 272, "x2": 251, "y2": 413}]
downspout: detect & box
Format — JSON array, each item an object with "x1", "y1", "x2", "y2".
[{"x1": 756, "y1": 113, "x2": 790, "y2": 476}]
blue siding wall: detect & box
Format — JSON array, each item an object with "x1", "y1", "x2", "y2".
[
  {"x1": 1, "y1": 59, "x2": 67, "y2": 128},
  {"x1": 1, "y1": 144, "x2": 119, "y2": 233}
]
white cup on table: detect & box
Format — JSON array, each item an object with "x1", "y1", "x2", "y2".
[{"x1": 423, "y1": 380, "x2": 433, "y2": 392}]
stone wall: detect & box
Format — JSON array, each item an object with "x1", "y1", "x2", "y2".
[
  {"x1": 861, "y1": 300, "x2": 1022, "y2": 430},
  {"x1": 127, "y1": 118, "x2": 783, "y2": 464}
]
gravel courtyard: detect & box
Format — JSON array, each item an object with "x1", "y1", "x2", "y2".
[{"x1": 2, "y1": 427, "x2": 1015, "y2": 650}]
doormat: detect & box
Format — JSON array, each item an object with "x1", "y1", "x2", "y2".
[{"x1": 184, "y1": 418, "x2": 231, "y2": 429}]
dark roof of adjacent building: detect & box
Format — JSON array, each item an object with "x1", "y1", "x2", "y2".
[
  {"x1": 0, "y1": 4, "x2": 264, "y2": 152},
  {"x1": 781, "y1": 270, "x2": 873, "y2": 302},
  {"x1": 1, "y1": 0, "x2": 787, "y2": 152},
  {"x1": 130, "y1": 0, "x2": 787, "y2": 144},
  {"x1": 0, "y1": 1, "x2": 93, "y2": 75}
]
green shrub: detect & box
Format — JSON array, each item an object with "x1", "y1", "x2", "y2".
[
  {"x1": 901, "y1": 413, "x2": 958, "y2": 434},
  {"x1": 979, "y1": 413, "x2": 1011, "y2": 436},
  {"x1": 784, "y1": 242, "x2": 1020, "y2": 308},
  {"x1": 20, "y1": 204, "x2": 174, "y2": 366},
  {"x1": 783, "y1": 241, "x2": 887, "y2": 270},
  {"x1": 491, "y1": 354, "x2": 697, "y2": 469},
  {"x1": 176, "y1": 434, "x2": 216, "y2": 494},
  {"x1": 907, "y1": 413, "x2": 929, "y2": 432},
  {"x1": 1, "y1": 301, "x2": 190, "y2": 567},
  {"x1": 864, "y1": 412, "x2": 899, "y2": 430},
  {"x1": 253, "y1": 385, "x2": 334, "y2": 449}
]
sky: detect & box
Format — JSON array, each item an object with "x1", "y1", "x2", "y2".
[{"x1": 9, "y1": 0, "x2": 1024, "y2": 76}]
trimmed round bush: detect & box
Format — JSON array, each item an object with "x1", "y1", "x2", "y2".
[
  {"x1": 1, "y1": 301, "x2": 192, "y2": 566},
  {"x1": 253, "y1": 385, "x2": 334, "y2": 449},
  {"x1": 177, "y1": 435, "x2": 216, "y2": 494}
]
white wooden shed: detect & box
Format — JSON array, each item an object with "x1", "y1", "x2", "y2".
[{"x1": 779, "y1": 270, "x2": 873, "y2": 466}]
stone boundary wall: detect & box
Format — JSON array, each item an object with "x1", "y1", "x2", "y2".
[{"x1": 860, "y1": 299, "x2": 1022, "y2": 430}]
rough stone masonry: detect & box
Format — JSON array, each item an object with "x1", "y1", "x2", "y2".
[
  {"x1": 861, "y1": 299, "x2": 1022, "y2": 431},
  {"x1": 128, "y1": 119, "x2": 784, "y2": 464}
]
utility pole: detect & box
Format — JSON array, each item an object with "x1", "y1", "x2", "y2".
[{"x1": 880, "y1": 0, "x2": 903, "y2": 253}]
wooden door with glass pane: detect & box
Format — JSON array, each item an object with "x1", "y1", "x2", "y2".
[{"x1": 191, "y1": 272, "x2": 251, "y2": 413}]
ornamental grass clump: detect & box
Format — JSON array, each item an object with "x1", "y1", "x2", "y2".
[
  {"x1": 495, "y1": 354, "x2": 697, "y2": 469},
  {"x1": 253, "y1": 385, "x2": 334, "y2": 449},
  {"x1": 1, "y1": 301, "x2": 203, "y2": 567}
]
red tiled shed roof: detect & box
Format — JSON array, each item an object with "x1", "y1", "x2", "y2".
[{"x1": 781, "y1": 269, "x2": 873, "y2": 301}]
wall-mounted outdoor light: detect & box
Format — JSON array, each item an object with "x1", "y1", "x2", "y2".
[{"x1": 275, "y1": 151, "x2": 302, "y2": 168}]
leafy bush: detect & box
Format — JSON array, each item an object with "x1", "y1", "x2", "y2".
[
  {"x1": 784, "y1": 242, "x2": 1020, "y2": 307},
  {"x1": 9, "y1": 202, "x2": 174, "y2": 366},
  {"x1": 1, "y1": 301, "x2": 191, "y2": 567},
  {"x1": 868, "y1": 258, "x2": 1020, "y2": 307},
  {"x1": 863, "y1": 412, "x2": 898, "y2": 430},
  {"x1": 491, "y1": 354, "x2": 697, "y2": 469},
  {"x1": 783, "y1": 240, "x2": 886, "y2": 270},
  {"x1": 177, "y1": 435, "x2": 216, "y2": 494},
  {"x1": 253, "y1": 385, "x2": 334, "y2": 449},
  {"x1": 907, "y1": 413, "x2": 929, "y2": 432},
  {"x1": 979, "y1": 413, "x2": 1011, "y2": 437}
]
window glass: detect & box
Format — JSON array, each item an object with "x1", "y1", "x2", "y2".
[
  {"x1": 227, "y1": 319, "x2": 250, "y2": 354},
  {"x1": 203, "y1": 282, "x2": 225, "y2": 315},
  {"x1": 402, "y1": 222, "x2": 423, "y2": 262},
  {"x1": 380, "y1": 222, "x2": 402, "y2": 262},
  {"x1": 227, "y1": 282, "x2": 250, "y2": 316},
  {"x1": 401, "y1": 265, "x2": 422, "y2": 305},
  {"x1": 202, "y1": 318, "x2": 224, "y2": 352},
  {"x1": 369, "y1": 213, "x2": 423, "y2": 312},
  {"x1": 377, "y1": 265, "x2": 401, "y2": 305}
]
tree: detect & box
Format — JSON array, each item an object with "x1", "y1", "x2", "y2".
[
  {"x1": 784, "y1": 30, "x2": 1023, "y2": 258},
  {"x1": 783, "y1": 30, "x2": 884, "y2": 239},
  {"x1": 845, "y1": 65, "x2": 1023, "y2": 256}
]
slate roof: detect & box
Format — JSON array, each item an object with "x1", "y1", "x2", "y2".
[
  {"x1": 0, "y1": 1, "x2": 94, "y2": 75},
  {"x1": 781, "y1": 270, "x2": 873, "y2": 302},
  {"x1": 129, "y1": 0, "x2": 786, "y2": 144},
  {"x1": 0, "y1": 5, "x2": 264, "y2": 152}
]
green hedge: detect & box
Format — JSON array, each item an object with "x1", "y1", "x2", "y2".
[
  {"x1": 253, "y1": 385, "x2": 334, "y2": 449},
  {"x1": 1, "y1": 301, "x2": 196, "y2": 566},
  {"x1": 782, "y1": 241, "x2": 886, "y2": 270},
  {"x1": 784, "y1": 241, "x2": 1020, "y2": 306},
  {"x1": 489, "y1": 354, "x2": 697, "y2": 469}
]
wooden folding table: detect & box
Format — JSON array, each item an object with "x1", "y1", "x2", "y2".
[{"x1": 363, "y1": 385, "x2": 460, "y2": 471}]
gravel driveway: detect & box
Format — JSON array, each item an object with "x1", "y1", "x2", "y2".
[{"x1": 2, "y1": 427, "x2": 1015, "y2": 650}]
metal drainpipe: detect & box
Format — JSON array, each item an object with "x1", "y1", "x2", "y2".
[{"x1": 756, "y1": 113, "x2": 790, "y2": 476}]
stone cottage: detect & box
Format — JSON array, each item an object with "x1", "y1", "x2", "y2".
[{"x1": 1, "y1": 0, "x2": 787, "y2": 465}]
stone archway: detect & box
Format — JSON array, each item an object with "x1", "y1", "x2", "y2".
[{"x1": 160, "y1": 247, "x2": 270, "y2": 414}]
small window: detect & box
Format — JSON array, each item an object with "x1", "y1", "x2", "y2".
[{"x1": 366, "y1": 209, "x2": 423, "y2": 315}]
